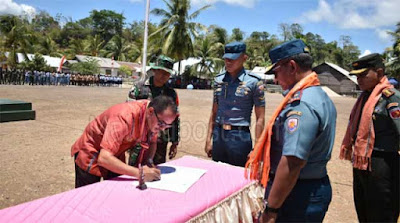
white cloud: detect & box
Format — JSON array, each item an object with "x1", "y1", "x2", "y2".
[
  {"x1": 375, "y1": 28, "x2": 392, "y2": 42},
  {"x1": 299, "y1": 0, "x2": 400, "y2": 29},
  {"x1": 0, "y1": 0, "x2": 36, "y2": 17},
  {"x1": 192, "y1": 0, "x2": 258, "y2": 8},
  {"x1": 359, "y1": 50, "x2": 372, "y2": 58}
]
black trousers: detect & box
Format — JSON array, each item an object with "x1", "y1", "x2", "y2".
[
  {"x1": 353, "y1": 151, "x2": 400, "y2": 222},
  {"x1": 74, "y1": 153, "x2": 120, "y2": 188}
]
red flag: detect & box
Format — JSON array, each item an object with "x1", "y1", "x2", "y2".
[{"x1": 58, "y1": 56, "x2": 66, "y2": 72}]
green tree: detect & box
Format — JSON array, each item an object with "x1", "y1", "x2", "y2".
[
  {"x1": 208, "y1": 25, "x2": 227, "y2": 57},
  {"x1": 84, "y1": 34, "x2": 105, "y2": 57},
  {"x1": 247, "y1": 31, "x2": 279, "y2": 66},
  {"x1": 103, "y1": 35, "x2": 136, "y2": 61},
  {"x1": 304, "y1": 32, "x2": 328, "y2": 65},
  {"x1": 151, "y1": 0, "x2": 211, "y2": 74},
  {"x1": 192, "y1": 35, "x2": 223, "y2": 78},
  {"x1": 31, "y1": 11, "x2": 60, "y2": 34},
  {"x1": 0, "y1": 15, "x2": 34, "y2": 68},
  {"x1": 65, "y1": 38, "x2": 85, "y2": 59},
  {"x1": 125, "y1": 21, "x2": 160, "y2": 63},
  {"x1": 290, "y1": 23, "x2": 304, "y2": 39},
  {"x1": 339, "y1": 35, "x2": 360, "y2": 70},
  {"x1": 90, "y1": 10, "x2": 125, "y2": 44},
  {"x1": 386, "y1": 22, "x2": 400, "y2": 79},
  {"x1": 59, "y1": 20, "x2": 91, "y2": 47},
  {"x1": 37, "y1": 36, "x2": 61, "y2": 57},
  {"x1": 69, "y1": 58, "x2": 100, "y2": 75},
  {"x1": 230, "y1": 28, "x2": 244, "y2": 42},
  {"x1": 20, "y1": 53, "x2": 50, "y2": 71},
  {"x1": 279, "y1": 23, "x2": 292, "y2": 41},
  {"x1": 119, "y1": 65, "x2": 133, "y2": 77}
]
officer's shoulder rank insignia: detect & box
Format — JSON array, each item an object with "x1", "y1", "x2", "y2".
[
  {"x1": 287, "y1": 118, "x2": 299, "y2": 133},
  {"x1": 389, "y1": 107, "x2": 400, "y2": 119},
  {"x1": 382, "y1": 89, "x2": 395, "y2": 97},
  {"x1": 286, "y1": 111, "x2": 302, "y2": 117},
  {"x1": 288, "y1": 91, "x2": 302, "y2": 103},
  {"x1": 386, "y1": 102, "x2": 399, "y2": 109}
]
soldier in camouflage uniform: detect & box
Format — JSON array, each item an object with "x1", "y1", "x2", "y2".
[
  {"x1": 127, "y1": 55, "x2": 180, "y2": 166},
  {"x1": 340, "y1": 53, "x2": 400, "y2": 222}
]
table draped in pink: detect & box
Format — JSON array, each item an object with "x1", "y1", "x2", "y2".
[{"x1": 0, "y1": 156, "x2": 256, "y2": 223}]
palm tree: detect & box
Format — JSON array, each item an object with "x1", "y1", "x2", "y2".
[
  {"x1": 386, "y1": 22, "x2": 400, "y2": 79},
  {"x1": 151, "y1": 0, "x2": 210, "y2": 74},
  {"x1": 192, "y1": 35, "x2": 223, "y2": 78},
  {"x1": 84, "y1": 34, "x2": 105, "y2": 57},
  {"x1": 209, "y1": 25, "x2": 227, "y2": 57},
  {"x1": 103, "y1": 35, "x2": 136, "y2": 61},
  {"x1": 0, "y1": 15, "x2": 34, "y2": 68},
  {"x1": 37, "y1": 36, "x2": 61, "y2": 57},
  {"x1": 65, "y1": 38, "x2": 85, "y2": 58}
]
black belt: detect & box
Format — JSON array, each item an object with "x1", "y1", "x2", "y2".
[{"x1": 217, "y1": 124, "x2": 249, "y2": 131}]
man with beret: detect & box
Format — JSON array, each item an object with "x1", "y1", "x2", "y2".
[
  {"x1": 246, "y1": 39, "x2": 337, "y2": 222},
  {"x1": 127, "y1": 55, "x2": 180, "y2": 166},
  {"x1": 204, "y1": 41, "x2": 265, "y2": 167},
  {"x1": 340, "y1": 53, "x2": 400, "y2": 222},
  {"x1": 71, "y1": 96, "x2": 178, "y2": 188}
]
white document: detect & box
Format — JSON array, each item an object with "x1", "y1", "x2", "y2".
[{"x1": 133, "y1": 165, "x2": 207, "y2": 193}]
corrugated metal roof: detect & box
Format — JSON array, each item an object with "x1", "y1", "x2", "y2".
[
  {"x1": 117, "y1": 61, "x2": 140, "y2": 70},
  {"x1": 323, "y1": 62, "x2": 358, "y2": 84},
  {"x1": 4, "y1": 52, "x2": 65, "y2": 68},
  {"x1": 75, "y1": 55, "x2": 121, "y2": 69}
]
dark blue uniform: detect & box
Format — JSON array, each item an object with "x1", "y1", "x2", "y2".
[{"x1": 212, "y1": 68, "x2": 265, "y2": 167}]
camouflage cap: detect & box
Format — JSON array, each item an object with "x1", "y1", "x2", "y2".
[{"x1": 150, "y1": 55, "x2": 175, "y2": 75}]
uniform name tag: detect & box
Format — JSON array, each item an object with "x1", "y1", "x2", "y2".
[{"x1": 286, "y1": 111, "x2": 302, "y2": 117}]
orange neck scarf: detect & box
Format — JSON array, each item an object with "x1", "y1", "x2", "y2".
[
  {"x1": 245, "y1": 72, "x2": 320, "y2": 187},
  {"x1": 339, "y1": 76, "x2": 393, "y2": 170}
]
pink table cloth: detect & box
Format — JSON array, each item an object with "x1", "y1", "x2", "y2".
[{"x1": 0, "y1": 156, "x2": 259, "y2": 223}]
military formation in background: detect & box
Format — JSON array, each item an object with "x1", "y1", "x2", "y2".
[{"x1": 0, "y1": 69, "x2": 123, "y2": 87}]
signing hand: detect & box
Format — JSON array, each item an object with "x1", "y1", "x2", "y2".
[{"x1": 143, "y1": 166, "x2": 161, "y2": 182}]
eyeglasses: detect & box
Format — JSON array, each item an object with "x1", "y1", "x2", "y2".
[
  {"x1": 154, "y1": 112, "x2": 172, "y2": 128},
  {"x1": 272, "y1": 60, "x2": 290, "y2": 74}
]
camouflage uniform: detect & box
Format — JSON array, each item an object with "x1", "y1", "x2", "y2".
[{"x1": 127, "y1": 76, "x2": 180, "y2": 165}]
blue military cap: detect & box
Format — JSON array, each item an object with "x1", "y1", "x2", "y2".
[
  {"x1": 223, "y1": 42, "x2": 246, "y2": 60},
  {"x1": 265, "y1": 39, "x2": 310, "y2": 73}
]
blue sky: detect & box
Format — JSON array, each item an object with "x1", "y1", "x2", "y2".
[{"x1": 3, "y1": 0, "x2": 400, "y2": 57}]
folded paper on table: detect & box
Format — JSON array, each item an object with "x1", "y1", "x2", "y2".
[{"x1": 132, "y1": 165, "x2": 207, "y2": 193}]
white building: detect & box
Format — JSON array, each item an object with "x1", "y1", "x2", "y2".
[{"x1": 75, "y1": 55, "x2": 121, "y2": 76}]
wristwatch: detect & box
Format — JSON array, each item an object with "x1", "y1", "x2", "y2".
[{"x1": 263, "y1": 200, "x2": 280, "y2": 214}]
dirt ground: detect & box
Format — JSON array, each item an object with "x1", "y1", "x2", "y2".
[{"x1": 0, "y1": 85, "x2": 358, "y2": 222}]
